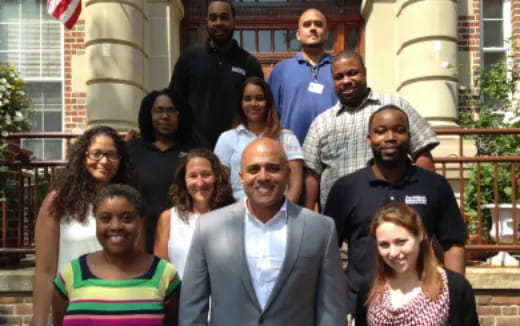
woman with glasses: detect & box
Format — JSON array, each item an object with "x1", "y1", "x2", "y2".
[
  {"x1": 127, "y1": 89, "x2": 192, "y2": 252},
  {"x1": 33, "y1": 126, "x2": 136, "y2": 326}
]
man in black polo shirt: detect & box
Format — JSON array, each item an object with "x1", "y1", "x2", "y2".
[
  {"x1": 169, "y1": 0, "x2": 264, "y2": 149},
  {"x1": 323, "y1": 104, "x2": 466, "y2": 316}
]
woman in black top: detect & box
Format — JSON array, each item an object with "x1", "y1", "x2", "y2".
[{"x1": 127, "y1": 89, "x2": 192, "y2": 251}]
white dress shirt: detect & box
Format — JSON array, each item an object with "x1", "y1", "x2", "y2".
[{"x1": 244, "y1": 198, "x2": 288, "y2": 309}]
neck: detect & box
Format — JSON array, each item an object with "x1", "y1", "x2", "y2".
[
  {"x1": 371, "y1": 160, "x2": 407, "y2": 183},
  {"x1": 246, "y1": 121, "x2": 266, "y2": 135},
  {"x1": 247, "y1": 199, "x2": 283, "y2": 224},
  {"x1": 388, "y1": 268, "x2": 420, "y2": 291},
  {"x1": 210, "y1": 39, "x2": 233, "y2": 53},
  {"x1": 101, "y1": 249, "x2": 138, "y2": 270},
  {"x1": 153, "y1": 135, "x2": 175, "y2": 151},
  {"x1": 192, "y1": 200, "x2": 210, "y2": 215},
  {"x1": 301, "y1": 46, "x2": 325, "y2": 66}
]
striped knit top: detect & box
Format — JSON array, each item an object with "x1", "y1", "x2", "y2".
[{"x1": 53, "y1": 254, "x2": 181, "y2": 326}]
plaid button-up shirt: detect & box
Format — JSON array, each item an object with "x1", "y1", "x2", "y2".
[{"x1": 303, "y1": 91, "x2": 439, "y2": 207}]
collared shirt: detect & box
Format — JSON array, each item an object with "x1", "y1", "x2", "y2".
[
  {"x1": 169, "y1": 39, "x2": 264, "y2": 149},
  {"x1": 214, "y1": 124, "x2": 304, "y2": 199},
  {"x1": 244, "y1": 198, "x2": 288, "y2": 309},
  {"x1": 323, "y1": 161, "x2": 466, "y2": 293},
  {"x1": 303, "y1": 91, "x2": 440, "y2": 207},
  {"x1": 268, "y1": 52, "x2": 337, "y2": 143}
]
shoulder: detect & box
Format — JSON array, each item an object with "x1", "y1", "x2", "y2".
[
  {"x1": 335, "y1": 168, "x2": 368, "y2": 188},
  {"x1": 413, "y1": 166, "x2": 449, "y2": 187},
  {"x1": 446, "y1": 269, "x2": 472, "y2": 289},
  {"x1": 199, "y1": 202, "x2": 243, "y2": 227},
  {"x1": 288, "y1": 202, "x2": 335, "y2": 229}
]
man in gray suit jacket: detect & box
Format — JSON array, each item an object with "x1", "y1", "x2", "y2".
[{"x1": 179, "y1": 137, "x2": 347, "y2": 325}]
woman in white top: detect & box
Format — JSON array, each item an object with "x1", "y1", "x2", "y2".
[
  {"x1": 214, "y1": 76, "x2": 304, "y2": 202},
  {"x1": 154, "y1": 148, "x2": 234, "y2": 278},
  {"x1": 33, "y1": 126, "x2": 137, "y2": 326}
]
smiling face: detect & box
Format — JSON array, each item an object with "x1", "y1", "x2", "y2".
[
  {"x1": 296, "y1": 9, "x2": 327, "y2": 48},
  {"x1": 96, "y1": 196, "x2": 141, "y2": 256},
  {"x1": 375, "y1": 221, "x2": 422, "y2": 277},
  {"x1": 151, "y1": 94, "x2": 179, "y2": 139},
  {"x1": 332, "y1": 56, "x2": 368, "y2": 107},
  {"x1": 207, "y1": 1, "x2": 235, "y2": 46},
  {"x1": 368, "y1": 108, "x2": 410, "y2": 165},
  {"x1": 86, "y1": 135, "x2": 120, "y2": 188},
  {"x1": 185, "y1": 157, "x2": 216, "y2": 208},
  {"x1": 242, "y1": 83, "x2": 268, "y2": 125}
]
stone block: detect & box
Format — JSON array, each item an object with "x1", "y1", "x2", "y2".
[
  {"x1": 479, "y1": 316, "x2": 495, "y2": 326},
  {"x1": 497, "y1": 316, "x2": 520, "y2": 326},
  {"x1": 502, "y1": 306, "x2": 518, "y2": 315}
]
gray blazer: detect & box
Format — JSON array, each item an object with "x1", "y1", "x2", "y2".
[{"x1": 179, "y1": 201, "x2": 347, "y2": 326}]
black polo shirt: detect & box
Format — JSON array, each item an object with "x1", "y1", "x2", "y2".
[
  {"x1": 169, "y1": 39, "x2": 264, "y2": 149},
  {"x1": 323, "y1": 161, "x2": 467, "y2": 293},
  {"x1": 128, "y1": 139, "x2": 191, "y2": 251}
]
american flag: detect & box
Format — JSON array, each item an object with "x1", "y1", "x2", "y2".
[{"x1": 46, "y1": 0, "x2": 82, "y2": 30}]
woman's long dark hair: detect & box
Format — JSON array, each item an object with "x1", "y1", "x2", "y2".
[
  {"x1": 169, "y1": 148, "x2": 235, "y2": 220},
  {"x1": 50, "y1": 126, "x2": 136, "y2": 221}
]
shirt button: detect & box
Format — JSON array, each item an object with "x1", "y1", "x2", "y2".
[{"x1": 390, "y1": 196, "x2": 395, "y2": 200}]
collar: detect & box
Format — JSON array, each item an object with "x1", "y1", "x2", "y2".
[
  {"x1": 336, "y1": 88, "x2": 379, "y2": 115},
  {"x1": 366, "y1": 159, "x2": 418, "y2": 187},
  {"x1": 205, "y1": 38, "x2": 239, "y2": 55},
  {"x1": 295, "y1": 52, "x2": 333, "y2": 66},
  {"x1": 236, "y1": 124, "x2": 264, "y2": 137},
  {"x1": 244, "y1": 197, "x2": 288, "y2": 226}
]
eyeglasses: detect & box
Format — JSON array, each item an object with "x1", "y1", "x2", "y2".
[
  {"x1": 151, "y1": 106, "x2": 178, "y2": 116},
  {"x1": 86, "y1": 151, "x2": 121, "y2": 162}
]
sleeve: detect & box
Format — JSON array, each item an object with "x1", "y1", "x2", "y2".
[
  {"x1": 267, "y1": 64, "x2": 283, "y2": 115},
  {"x1": 316, "y1": 219, "x2": 348, "y2": 326},
  {"x1": 53, "y1": 262, "x2": 73, "y2": 300},
  {"x1": 161, "y1": 260, "x2": 182, "y2": 301},
  {"x1": 179, "y1": 217, "x2": 210, "y2": 326},
  {"x1": 303, "y1": 118, "x2": 324, "y2": 175},
  {"x1": 279, "y1": 130, "x2": 304, "y2": 161},
  {"x1": 213, "y1": 130, "x2": 234, "y2": 167},
  {"x1": 435, "y1": 177, "x2": 468, "y2": 247},
  {"x1": 447, "y1": 270, "x2": 479, "y2": 326},
  {"x1": 323, "y1": 181, "x2": 348, "y2": 247},
  {"x1": 399, "y1": 98, "x2": 440, "y2": 157}
]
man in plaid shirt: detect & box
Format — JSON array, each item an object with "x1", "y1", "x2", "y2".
[{"x1": 303, "y1": 50, "x2": 439, "y2": 209}]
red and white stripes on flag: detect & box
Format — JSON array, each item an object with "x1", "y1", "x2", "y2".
[{"x1": 46, "y1": 0, "x2": 82, "y2": 30}]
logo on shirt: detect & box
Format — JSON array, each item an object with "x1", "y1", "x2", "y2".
[
  {"x1": 179, "y1": 151, "x2": 188, "y2": 157},
  {"x1": 405, "y1": 195, "x2": 427, "y2": 205},
  {"x1": 231, "y1": 66, "x2": 246, "y2": 76}
]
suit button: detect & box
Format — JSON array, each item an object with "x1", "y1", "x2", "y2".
[{"x1": 259, "y1": 316, "x2": 264, "y2": 323}]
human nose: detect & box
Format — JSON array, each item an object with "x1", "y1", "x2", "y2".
[
  {"x1": 108, "y1": 218, "x2": 123, "y2": 230},
  {"x1": 388, "y1": 245, "x2": 400, "y2": 258}
]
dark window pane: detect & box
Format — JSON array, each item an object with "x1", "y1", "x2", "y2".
[
  {"x1": 28, "y1": 111, "x2": 43, "y2": 131},
  {"x1": 233, "y1": 30, "x2": 240, "y2": 45},
  {"x1": 324, "y1": 27, "x2": 335, "y2": 52},
  {"x1": 0, "y1": 0, "x2": 20, "y2": 22},
  {"x1": 289, "y1": 30, "x2": 299, "y2": 52},
  {"x1": 0, "y1": 23, "x2": 20, "y2": 51},
  {"x1": 43, "y1": 139, "x2": 63, "y2": 160},
  {"x1": 274, "y1": 30, "x2": 286, "y2": 52},
  {"x1": 42, "y1": 82, "x2": 62, "y2": 108},
  {"x1": 243, "y1": 30, "x2": 256, "y2": 52},
  {"x1": 44, "y1": 112, "x2": 62, "y2": 131},
  {"x1": 483, "y1": 21, "x2": 504, "y2": 47},
  {"x1": 483, "y1": 0, "x2": 503, "y2": 19},
  {"x1": 483, "y1": 52, "x2": 505, "y2": 69},
  {"x1": 347, "y1": 28, "x2": 358, "y2": 50},
  {"x1": 21, "y1": 0, "x2": 41, "y2": 20},
  {"x1": 188, "y1": 28, "x2": 198, "y2": 46},
  {"x1": 22, "y1": 139, "x2": 43, "y2": 159},
  {"x1": 259, "y1": 30, "x2": 271, "y2": 52}
]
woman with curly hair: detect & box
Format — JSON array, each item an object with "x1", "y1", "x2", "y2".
[
  {"x1": 127, "y1": 89, "x2": 192, "y2": 252},
  {"x1": 32, "y1": 126, "x2": 136, "y2": 326},
  {"x1": 214, "y1": 76, "x2": 303, "y2": 202},
  {"x1": 154, "y1": 148, "x2": 235, "y2": 278},
  {"x1": 356, "y1": 202, "x2": 478, "y2": 326}
]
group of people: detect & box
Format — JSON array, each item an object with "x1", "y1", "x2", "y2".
[{"x1": 31, "y1": 0, "x2": 480, "y2": 325}]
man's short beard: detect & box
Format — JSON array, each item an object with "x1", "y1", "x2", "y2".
[
  {"x1": 371, "y1": 148, "x2": 407, "y2": 167},
  {"x1": 209, "y1": 32, "x2": 234, "y2": 46}
]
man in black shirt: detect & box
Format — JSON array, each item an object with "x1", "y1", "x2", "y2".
[
  {"x1": 169, "y1": 0, "x2": 264, "y2": 149},
  {"x1": 323, "y1": 104, "x2": 467, "y2": 316}
]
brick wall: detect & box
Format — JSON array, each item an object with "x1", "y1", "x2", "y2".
[
  {"x1": 477, "y1": 293, "x2": 520, "y2": 326},
  {"x1": 63, "y1": 20, "x2": 87, "y2": 132},
  {"x1": 0, "y1": 295, "x2": 33, "y2": 326}
]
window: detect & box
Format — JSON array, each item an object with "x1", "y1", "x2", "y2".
[
  {"x1": 0, "y1": 0, "x2": 63, "y2": 160},
  {"x1": 481, "y1": 0, "x2": 511, "y2": 68}
]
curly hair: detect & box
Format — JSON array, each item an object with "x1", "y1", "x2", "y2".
[
  {"x1": 169, "y1": 148, "x2": 235, "y2": 220},
  {"x1": 365, "y1": 202, "x2": 443, "y2": 305},
  {"x1": 50, "y1": 125, "x2": 137, "y2": 221},
  {"x1": 138, "y1": 88, "x2": 191, "y2": 144},
  {"x1": 233, "y1": 76, "x2": 281, "y2": 139},
  {"x1": 93, "y1": 184, "x2": 145, "y2": 218}
]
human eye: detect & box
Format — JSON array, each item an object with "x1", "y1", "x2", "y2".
[
  {"x1": 378, "y1": 241, "x2": 390, "y2": 249},
  {"x1": 255, "y1": 95, "x2": 265, "y2": 101},
  {"x1": 122, "y1": 214, "x2": 135, "y2": 223},
  {"x1": 89, "y1": 151, "x2": 103, "y2": 160},
  {"x1": 201, "y1": 171, "x2": 214, "y2": 178},
  {"x1": 106, "y1": 151, "x2": 120, "y2": 161},
  {"x1": 208, "y1": 14, "x2": 217, "y2": 21},
  {"x1": 395, "y1": 238, "x2": 407, "y2": 246},
  {"x1": 97, "y1": 213, "x2": 111, "y2": 223},
  {"x1": 247, "y1": 165, "x2": 260, "y2": 174},
  {"x1": 302, "y1": 21, "x2": 311, "y2": 28},
  {"x1": 374, "y1": 127, "x2": 386, "y2": 134},
  {"x1": 346, "y1": 70, "x2": 359, "y2": 77},
  {"x1": 266, "y1": 164, "x2": 281, "y2": 173},
  {"x1": 333, "y1": 73, "x2": 343, "y2": 81}
]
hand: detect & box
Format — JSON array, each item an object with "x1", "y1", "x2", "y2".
[
  {"x1": 124, "y1": 129, "x2": 139, "y2": 142},
  {"x1": 347, "y1": 314, "x2": 356, "y2": 326}
]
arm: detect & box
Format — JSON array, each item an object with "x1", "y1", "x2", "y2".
[
  {"x1": 164, "y1": 287, "x2": 180, "y2": 326},
  {"x1": 154, "y1": 210, "x2": 172, "y2": 260},
  {"x1": 414, "y1": 148, "x2": 435, "y2": 172},
  {"x1": 444, "y1": 244, "x2": 465, "y2": 275},
  {"x1": 124, "y1": 129, "x2": 139, "y2": 143},
  {"x1": 52, "y1": 288, "x2": 68, "y2": 326},
  {"x1": 316, "y1": 221, "x2": 348, "y2": 326},
  {"x1": 33, "y1": 192, "x2": 60, "y2": 326},
  {"x1": 287, "y1": 159, "x2": 303, "y2": 203},
  {"x1": 302, "y1": 168, "x2": 320, "y2": 210},
  {"x1": 179, "y1": 218, "x2": 210, "y2": 326}
]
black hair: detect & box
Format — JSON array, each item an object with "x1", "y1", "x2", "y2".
[
  {"x1": 93, "y1": 184, "x2": 145, "y2": 218},
  {"x1": 332, "y1": 50, "x2": 366, "y2": 75},
  {"x1": 208, "y1": 0, "x2": 236, "y2": 18},
  {"x1": 368, "y1": 104, "x2": 410, "y2": 131}
]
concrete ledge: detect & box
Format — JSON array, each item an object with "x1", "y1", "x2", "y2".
[
  {"x1": 0, "y1": 268, "x2": 34, "y2": 292},
  {"x1": 467, "y1": 267, "x2": 520, "y2": 290}
]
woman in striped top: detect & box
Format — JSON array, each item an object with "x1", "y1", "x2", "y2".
[{"x1": 53, "y1": 184, "x2": 181, "y2": 326}]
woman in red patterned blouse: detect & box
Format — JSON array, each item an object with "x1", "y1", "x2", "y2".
[{"x1": 362, "y1": 202, "x2": 479, "y2": 326}]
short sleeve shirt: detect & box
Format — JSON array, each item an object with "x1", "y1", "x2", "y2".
[
  {"x1": 214, "y1": 125, "x2": 304, "y2": 199},
  {"x1": 303, "y1": 91, "x2": 439, "y2": 207},
  {"x1": 323, "y1": 163, "x2": 467, "y2": 293}
]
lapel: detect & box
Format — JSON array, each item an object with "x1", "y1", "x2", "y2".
[
  {"x1": 262, "y1": 202, "x2": 305, "y2": 312},
  {"x1": 225, "y1": 202, "x2": 262, "y2": 310}
]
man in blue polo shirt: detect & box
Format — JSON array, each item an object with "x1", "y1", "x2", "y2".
[
  {"x1": 268, "y1": 9, "x2": 337, "y2": 144},
  {"x1": 323, "y1": 104, "x2": 466, "y2": 317}
]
